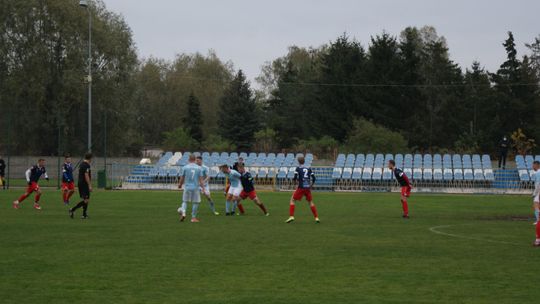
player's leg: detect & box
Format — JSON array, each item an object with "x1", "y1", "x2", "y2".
[
  {"x1": 67, "y1": 183, "x2": 75, "y2": 204},
  {"x1": 33, "y1": 187, "x2": 43, "y2": 210},
  {"x1": 233, "y1": 195, "x2": 243, "y2": 214},
  {"x1": 191, "y1": 190, "x2": 201, "y2": 222},
  {"x1": 225, "y1": 193, "x2": 234, "y2": 216},
  {"x1": 178, "y1": 190, "x2": 190, "y2": 222},
  {"x1": 286, "y1": 190, "x2": 301, "y2": 223},
  {"x1": 251, "y1": 192, "x2": 269, "y2": 215},
  {"x1": 400, "y1": 187, "x2": 410, "y2": 218},
  {"x1": 202, "y1": 185, "x2": 218, "y2": 215},
  {"x1": 535, "y1": 220, "x2": 540, "y2": 246},
  {"x1": 14, "y1": 183, "x2": 35, "y2": 208},
  {"x1": 70, "y1": 185, "x2": 89, "y2": 219},
  {"x1": 236, "y1": 191, "x2": 246, "y2": 215},
  {"x1": 533, "y1": 198, "x2": 540, "y2": 224},
  {"x1": 306, "y1": 190, "x2": 320, "y2": 223},
  {"x1": 81, "y1": 198, "x2": 90, "y2": 219}
]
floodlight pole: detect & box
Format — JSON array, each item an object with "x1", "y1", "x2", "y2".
[{"x1": 80, "y1": 0, "x2": 92, "y2": 152}]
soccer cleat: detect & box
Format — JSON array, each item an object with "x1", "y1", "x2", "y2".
[
  {"x1": 64, "y1": 201, "x2": 70, "y2": 206},
  {"x1": 33, "y1": 203, "x2": 42, "y2": 210},
  {"x1": 191, "y1": 218, "x2": 200, "y2": 223},
  {"x1": 265, "y1": 213, "x2": 270, "y2": 217},
  {"x1": 12, "y1": 201, "x2": 20, "y2": 210},
  {"x1": 534, "y1": 240, "x2": 540, "y2": 247},
  {"x1": 533, "y1": 222, "x2": 538, "y2": 226},
  {"x1": 81, "y1": 215, "x2": 89, "y2": 220},
  {"x1": 315, "y1": 217, "x2": 320, "y2": 223},
  {"x1": 403, "y1": 215, "x2": 410, "y2": 219},
  {"x1": 285, "y1": 216, "x2": 295, "y2": 223},
  {"x1": 69, "y1": 209, "x2": 74, "y2": 219},
  {"x1": 214, "y1": 211, "x2": 220, "y2": 216},
  {"x1": 180, "y1": 215, "x2": 186, "y2": 222}
]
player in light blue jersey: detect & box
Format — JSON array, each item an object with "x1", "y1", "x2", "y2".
[
  {"x1": 178, "y1": 155, "x2": 205, "y2": 223},
  {"x1": 219, "y1": 164, "x2": 242, "y2": 216},
  {"x1": 196, "y1": 156, "x2": 219, "y2": 216}
]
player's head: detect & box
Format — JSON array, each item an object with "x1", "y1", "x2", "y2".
[
  {"x1": 237, "y1": 163, "x2": 245, "y2": 173},
  {"x1": 38, "y1": 158, "x2": 46, "y2": 166},
  {"x1": 534, "y1": 161, "x2": 540, "y2": 171},
  {"x1": 219, "y1": 164, "x2": 230, "y2": 173},
  {"x1": 84, "y1": 153, "x2": 93, "y2": 163},
  {"x1": 188, "y1": 154, "x2": 196, "y2": 163},
  {"x1": 388, "y1": 160, "x2": 396, "y2": 170},
  {"x1": 298, "y1": 156, "x2": 305, "y2": 165},
  {"x1": 238, "y1": 157, "x2": 244, "y2": 163},
  {"x1": 64, "y1": 154, "x2": 71, "y2": 163},
  {"x1": 196, "y1": 156, "x2": 203, "y2": 166}
]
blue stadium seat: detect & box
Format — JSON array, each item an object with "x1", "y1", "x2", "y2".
[
  {"x1": 413, "y1": 154, "x2": 423, "y2": 169},
  {"x1": 519, "y1": 169, "x2": 531, "y2": 182},
  {"x1": 423, "y1": 154, "x2": 433, "y2": 169},
  {"x1": 443, "y1": 154, "x2": 452, "y2": 169},
  {"x1": 433, "y1": 169, "x2": 443, "y2": 181},
  {"x1": 361, "y1": 168, "x2": 372, "y2": 180},
  {"x1": 443, "y1": 169, "x2": 453, "y2": 181},
  {"x1": 332, "y1": 168, "x2": 343, "y2": 179},
  {"x1": 453, "y1": 169, "x2": 464, "y2": 180},
  {"x1": 433, "y1": 154, "x2": 442, "y2": 169},
  {"x1": 452, "y1": 155, "x2": 462, "y2": 169},
  {"x1": 352, "y1": 168, "x2": 362, "y2": 180},
  {"x1": 462, "y1": 154, "x2": 472, "y2": 169},
  {"x1": 404, "y1": 154, "x2": 413, "y2": 168},
  {"x1": 526, "y1": 155, "x2": 535, "y2": 169},
  {"x1": 484, "y1": 169, "x2": 495, "y2": 181},
  {"x1": 355, "y1": 154, "x2": 365, "y2": 168},
  {"x1": 463, "y1": 169, "x2": 474, "y2": 181},
  {"x1": 423, "y1": 169, "x2": 433, "y2": 180},
  {"x1": 413, "y1": 169, "x2": 423, "y2": 180},
  {"x1": 372, "y1": 168, "x2": 382, "y2": 180},
  {"x1": 364, "y1": 154, "x2": 375, "y2": 168},
  {"x1": 473, "y1": 169, "x2": 485, "y2": 181},
  {"x1": 394, "y1": 154, "x2": 404, "y2": 168},
  {"x1": 342, "y1": 168, "x2": 353, "y2": 179},
  {"x1": 516, "y1": 155, "x2": 527, "y2": 170},
  {"x1": 382, "y1": 168, "x2": 392, "y2": 180}
]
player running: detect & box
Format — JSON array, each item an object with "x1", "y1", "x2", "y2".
[
  {"x1": 286, "y1": 156, "x2": 320, "y2": 223},
  {"x1": 69, "y1": 153, "x2": 93, "y2": 219},
  {"x1": 13, "y1": 159, "x2": 49, "y2": 210},
  {"x1": 61, "y1": 155, "x2": 75, "y2": 205},
  {"x1": 237, "y1": 164, "x2": 269, "y2": 216},
  {"x1": 388, "y1": 160, "x2": 411, "y2": 219},
  {"x1": 219, "y1": 164, "x2": 242, "y2": 216},
  {"x1": 178, "y1": 155, "x2": 205, "y2": 223},
  {"x1": 196, "y1": 156, "x2": 219, "y2": 216}
]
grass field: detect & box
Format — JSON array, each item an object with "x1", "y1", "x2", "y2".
[{"x1": 0, "y1": 189, "x2": 538, "y2": 303}]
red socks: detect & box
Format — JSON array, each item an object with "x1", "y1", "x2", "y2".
[
  {"x1": 35, "y1": 193, "x2": 41, "y2": 203},
  {"x1": 62, "y1": 192, "x2": 67, "y2": 202},
  {"x1": 289, "y1": 204, "x2": 295, "y2": 216},
  {"x1": 536, "y1": 221, "x2": 540, "y2": 239},
  {"x1": 238, "y1": 203, "x2": 245, "y2": 214},
  {"x1": 18, "y1": 193, "x2": 29, "y2": 203},
  {"x1": 310, "y1": 205, "x2": 318, "y2": 218},
  {"x1": 401, "y1": 199, "x2": 409, "y2": 216},
  {"x1": 258, "y1": 204, "x2": 268, "y2": 214}
]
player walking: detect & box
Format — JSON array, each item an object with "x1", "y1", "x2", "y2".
[
  {"x1": 237, "y1": 164, "x2": 269, "y2": 216},
  {"x1": 196, "y1": 156, "x2": 219, "y2": 216},
  {"x1": 13, "y1": 159, "x2": 49, "y2": 210},
  {"x1": 286, "y1": 156, "x2": 320, "y2": 223},
  {"x1": 388, "y1": 160, "x2": 411, "y2": 219},
  {"x1": 69, "y1": 153, "x2": 93, "y2": 219},
  {"x1": 178, "y1": 155, "x2": 205, "y2": 223},
  {"x1": 219, "y1": 164, "x2": 242, "y2": 216},
  {"x1": 0, "y1": 157, "x2": 6, "y2": 190},
  {"x1": 61, "y1": 155, "x2": 76, "y2": 205}
]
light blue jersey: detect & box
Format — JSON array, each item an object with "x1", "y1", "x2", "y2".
[
  {"x1": 225, "y1": 170, "x2": 241, "y2": 187},
  {"x1": 200, "y1": 165, "x2": 210, "y2": 186},
  {"x1": 534, "y1": 170, "x2": 540, "y2": 188},
  {"x1": 182, "y1": 163, "x2": 202, "y2": 191}
]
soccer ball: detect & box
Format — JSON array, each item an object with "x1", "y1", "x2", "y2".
[{"x1": 177, "y1": 207, "x2": 183, "y2": 214}]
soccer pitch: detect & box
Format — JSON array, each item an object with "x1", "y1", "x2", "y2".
[{"x1": 0, "y1": 190, "x2": 537, "y2": 303}]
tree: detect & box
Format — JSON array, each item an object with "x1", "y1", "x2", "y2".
[
  {"x1": 218, "y1": 70, "x2": 260, "y2": 149},
  {"x1": 162, "y1": 128, "x2": 198, "y2": 151},
  {"x1": 254, "y1": 128, "x2": 278, "y2": 152},
  {"x1": 343, "y1": 118, "x2": 408, "y2": 154},
  {"x1": 184, "y1": 93, "x2": 203, "y2": 142}
]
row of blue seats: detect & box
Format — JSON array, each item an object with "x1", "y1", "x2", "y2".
[
  {"x1": 336, "y1": 153, "x2": 491, "y2": 169},
  {"x1": 159, "y1": 151, "x2": 313, "y2": 167},
  {"x1": 516, "y1": 155, "x2": 540, "y2": 170},
  {"x1": 332, "y1": 167, "x2": 495, "y2": 182}
]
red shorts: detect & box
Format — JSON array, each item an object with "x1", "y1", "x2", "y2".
[
  {"x1": 26, "y1": 182, "x2": 40, "y2": 193},
  {"x1": 62, "y1": 182, "x2": 75, "y2": 191},
  {"x1": 240, "y1": 190, "x2": 257, "y2": 200},
  {"x1": 401, "y1": 186, "x2": 412, "y2": 198},
  {"x1": 293, "y1": 188, "x2": 313, "y2": 202}
]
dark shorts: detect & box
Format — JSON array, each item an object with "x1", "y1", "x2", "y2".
[{"x1": 78, "y1": 183, "x2": 91, "y2": 199}]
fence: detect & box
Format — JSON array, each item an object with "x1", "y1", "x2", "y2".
[{"x1": 110, "y1": 164, "x2": 535, "y2": 195}]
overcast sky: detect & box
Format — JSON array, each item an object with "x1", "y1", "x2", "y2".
[{"x1": 104, "y1": 0, "x2": 540, "y2": 83}]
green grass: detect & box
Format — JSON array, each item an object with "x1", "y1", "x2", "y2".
[{"x1": 0, "y1": 190, "x2": 537, "y2": 303}]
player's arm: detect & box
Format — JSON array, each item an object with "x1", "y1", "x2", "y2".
[
  {"x1": 44, "y1": 170, "x2": 49, "y2": 181},
  {"x1": 203, "y1": 171, "x2": 210, "y2": 184},
  {"x1": 62, "y1": 165, "x2": 69, "y2": 182},
  {"x1": 293, "y1": 170, "x2": 299, "y2": 182},
  {"x1": 199, "y1": 176, "x2": 205, "y2": 189},
  {"x1": 25, "y1": 168, "x2": 32, "y2": 184},
  {"x1": 85, "y1": 170, "x2": 92, "y2": 191},
  {"x1": 178, "y1": 175, "x2": 185, "y2": 189},
  {"x1": 402, "y1": 172, "x2": 412, "y2": 188},
  {"x1": 310, "y1": 170, "x2": 316, "y2": 187}
]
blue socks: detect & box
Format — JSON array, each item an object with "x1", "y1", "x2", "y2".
[
  {"x1": 226, "y1": 200, "x2": 231, "y2": 213},
  {"x1": 192, "y1": 203, "x2": 200, "y2": 218}
]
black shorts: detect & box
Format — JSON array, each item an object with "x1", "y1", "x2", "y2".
[{"x1": 78, "y1": 183, "x2": 90, "y2": 199}]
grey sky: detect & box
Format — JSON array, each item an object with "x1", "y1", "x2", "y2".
[{"x1": 104, "y1": 0, "x2": 540, "y2": 83}]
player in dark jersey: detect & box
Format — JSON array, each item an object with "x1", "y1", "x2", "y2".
[
  {"x1": 69, "y1": 153, "x2": 93, "y2": 219},
  {"x1": 237, "y1": 164, "x2": 269, "y2": 216},
  {"x1": 13, "y1": 159, "x2": 49, "y2": 210},
  {"x1": 388, "y1": 160, "x2": 411, "y2": 218},
  {"x1": 286, "y1": 156, "x2": 319, "y2": 223},
  {"x1": 61, "y1": 155, "x2": 75, "y2": 205},
  {"x1": 0, "y1": 157, "x2": 6, "y2": 190}
]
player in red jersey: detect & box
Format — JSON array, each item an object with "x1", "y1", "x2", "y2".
[
  {"x1": 237, "y1": 164, "x2": 269, "y2": 216},
  {"x1": 13, "y1": 159, "x2": 49, "y2": 210},
  {"x1": 286, "y1": 156, "x2": 319, "y2": 223},
  {"x1": 388, "y1": 160, "x2": 411, "y2": 218}
]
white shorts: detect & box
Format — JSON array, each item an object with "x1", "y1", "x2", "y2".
[
  {"x1": 183, "y1": 189, "x2": 201, "y2": 203},
  {"x1": 200, "y1": 184, "x2": 210, "y2": 195},
  {"x1": 534, "y1": 194, "x2": 540, "y2": 204},
  {"x1": 228, "y1": 186, "x2": 242, "y2": 197}
]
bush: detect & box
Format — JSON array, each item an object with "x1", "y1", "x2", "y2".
[
  {"x1": 343, "y1": 118, "x2": 408, "y2": 154},
  {"x1": 254, "y1": 128, "x2": 279, "y2": 152},
  {"x1": 202, "y1": 134, "x2": 237, "y2": 152},
  {"x1": 162, "y1": 128, "x2": 199, "y2": 151},
  {"x1": 295, "y1": 136, "x2": 339, "y2": 159},
  {"x1": 511, "y1": 128, "x2": 536, "y2": 155}
]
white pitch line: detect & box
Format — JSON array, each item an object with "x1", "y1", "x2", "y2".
[{"x1": 429, "y1": 224, "x2": 521, "y2": 246}]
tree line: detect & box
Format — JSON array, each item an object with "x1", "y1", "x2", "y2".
[{"x1": 1, "y1": 0, "x2": 540, "y2": 157}]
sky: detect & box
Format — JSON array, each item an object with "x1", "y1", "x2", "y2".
[{"x1": 104, "y1": 0, "x2": 540, "y2": 83}]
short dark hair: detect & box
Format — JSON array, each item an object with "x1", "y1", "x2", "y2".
[
  {"x1": 64, "y1": 153, "x2": 71, "y2": 158},
  {"x1": 38, "y1": 158, "x2": 46, "y2": 162},
  {"x1": 84, "y1": 153, "x2": 93, "y2": 160},
  {"x1": 534, "y1": 161, "x2": 540, "y2": 166},
  {"x1": 196, "y1": 156, "x2": 203, "y2": 160},
  {"x1": 237, "y1": 163, "x2": 245, "y2": 169},
  {"x1": 389, "y1": 160, "x2": 396, "y2": 166},
  {"x1": 298, "y1": 156, "x2": 305, "y2": 165}
]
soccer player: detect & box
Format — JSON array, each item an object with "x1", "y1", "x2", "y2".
[
  {"x1": 69, "y1": 153, "x2": 93, "y2": 219},
  {"x1": 178, "y1": 155, "x2": 205, "y2": 223},
  {"x1": 196, "y1": 156, "x2": 219, "y2": 216},
  {"x1": 0, "y1": 156, "x2": 6, "y2": 190},
  {"x1": 286, "y1": 156, "x2": 320, "y2": 223},
  {"x1": 13, "y1": 159, "x2": 49, "y2": 210},
  {"x1": 532, "y1": 161, "x2": 540, "y2": 226},
  {"x1": 219, "y1": 164, "x2": 242, "y2": 216},
  {"x1": 237, "y1": 164, "x2": 269, "y2": 216},
  {"x1": 225, "y1": 157, "x2": 245, "y2": 196},
  {"x1": 61, "y1": 155, "x2": 75, "y2": 205},
  {"x1": 388, "y1": 160, "x2": 411, "y2": 219}
]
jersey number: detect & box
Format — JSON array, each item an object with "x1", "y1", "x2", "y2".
[{"x1": 303, "y1": 169, "x2": 308, "y2": 178}]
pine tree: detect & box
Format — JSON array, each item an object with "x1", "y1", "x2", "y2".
[
  {"x1": 183, "y1": 93, "x2": 204, "y2": 143},
  {"x1": 218, "y1": 70, "x2": 260, "y2": 149}
]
